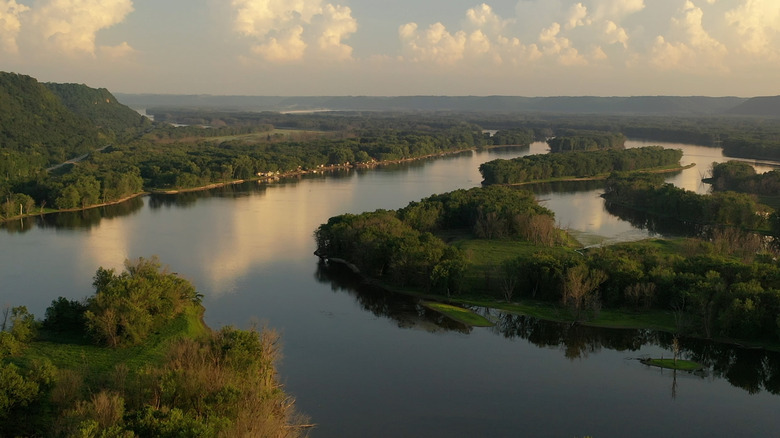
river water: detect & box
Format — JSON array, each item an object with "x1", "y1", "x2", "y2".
[{"x1": 2, "y1": 141, "x2": 780, "y2": 437}]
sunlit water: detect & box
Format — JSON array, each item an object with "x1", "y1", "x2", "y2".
[{"x1": 2, "y1": 142, "x2": 780, "y2": 437}]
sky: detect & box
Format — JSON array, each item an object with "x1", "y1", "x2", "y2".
[{"x1": 0, "y1": 0, "x2": 778, "y2": 96}]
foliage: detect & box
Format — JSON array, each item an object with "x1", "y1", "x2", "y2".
[
  {"x1": 546, "y1": 131, "x2": 626, "y2": 152},
  {"x1": 85, "y1": 257, "x2": 202, "y2": 347},
  {"x1": 479, "y1": 146, "x2": 683, "y2": 184},
  {"x1": 2, "y1": 258, "x2": 305, "y2": 437},
  {"x1": 603, "y1": 172, "x2": 769, "y2": 231},
  {"x1": 316, "y1": 186, "x2": 562, "y2": 293},
  {"x1": 43, "y1": 297, "x2": 88, "y2": 336},
  {"x1": 709, "y1": 160, "x2": 780, "y2": 197}
]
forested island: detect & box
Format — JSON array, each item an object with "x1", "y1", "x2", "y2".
[
  {"x1": 315, "y1": 161, "x2": 780, "y2": 347},
  {"x1": 0, "y1": 257, "x2": 306, "y2": 437},
  {"x1": 479, "y1": 146, "x2": 684, "y2": 185}
]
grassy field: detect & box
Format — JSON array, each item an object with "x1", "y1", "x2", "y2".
[
  {"x1": 15, "y1": 304, "x2": 209, "y2": 384},
  {"x1": 454, "y1": 237, "x2": 579, "y2": 294}
]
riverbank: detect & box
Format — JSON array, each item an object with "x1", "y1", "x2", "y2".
[
  {"x1": 1, "y1": 144, "x2": 505, "y2": 224},
  {"x1": 320, "y1": 239, "x2": 780, "y2": 353}
]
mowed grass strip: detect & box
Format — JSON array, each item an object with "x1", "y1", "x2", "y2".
[{"x1": 421, "y1": 301, "x2": 494, "y2": 327}]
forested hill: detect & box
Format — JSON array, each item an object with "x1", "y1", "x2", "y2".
[
  {"x1": 116, "y1": 93, "x2": 753, "y2": 116},
  {"x1": 0, "y1": 71, "x2": 149, "y2": 173},
  {"x1": 45, "y1": 81, "x2": 150, "y2": 140},
  {"x1": 0, "y1": 72, "x2": 101, "y2": 162}
]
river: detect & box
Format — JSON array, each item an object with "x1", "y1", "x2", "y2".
[{"x1": 2, "y1": 140, "x2": 780, "y2": 436}]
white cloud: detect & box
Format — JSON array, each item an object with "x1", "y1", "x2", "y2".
[
  {"x1": 31, "y1": 0, "x2": 134, "y2": 56},
  {"x1": 603, "y1": 20, "x2": 628, "y2": 48},
  {"x1": 565, "y1": 3, "x2": 590, "y2": 30},
  {"x1": 465, "y1": 3, "x2": 509, "y2": 36},
  {"x1": 252, "y1": 25, "x2": 306, "y2": 62},
  {"x1": 0, "y1": 0, "x2": 28, "y2": 54},
  {"x1": 313, "y1": 4, "x2": 357, "y2": 61},
  {"x1": 399, "y1": 22, "x2": 466, "y2": 64},
  {"x1": 589, "y1": 0, "x2": 645, "y2": 21},
  {"x1": 98, "y1": 41, "x2": 135, "y2": 60},
  {"x1": 591, "y1": 45, "x2": 608, "y2": 60},
  {"x1": 539, "y1": 22, "x2": 587, "y2": 65},
  {"x1": 725, "y1": 0, "x2": 780, "y2": 57},
  {"x1": 232, "y1": 0, "x2": 356, "y2": 63},
  {"x1": 651, "y1": 1, "x2": 727, "y2": 71}
]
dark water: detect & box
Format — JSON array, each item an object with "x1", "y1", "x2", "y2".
[{"x1": 2, "y1": 142, "x2": 780, "y2": 437}]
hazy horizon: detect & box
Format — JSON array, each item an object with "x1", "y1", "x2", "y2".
[{"x1": 1, "y1": 0, "x2": 779, "y2": 97}]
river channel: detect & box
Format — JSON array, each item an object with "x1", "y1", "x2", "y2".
[{"x1": 2, "y1": 140, "x2": 780, "y2": 436}]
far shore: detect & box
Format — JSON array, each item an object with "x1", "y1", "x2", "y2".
[
  {"x1": 0, "y1": 150, "x2": 697, "y2": 225},
  {"x1": 0, "y1": 144, "x2": 510, "y2": 224}
]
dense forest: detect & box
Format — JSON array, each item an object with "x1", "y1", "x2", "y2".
[
  {"x1": 314, "y1": 186, "x2": 562, "y2": 294},
  {"x1": 315, "y1": 183, "x2": 780, "y2": 344},
  {"x1": 602, "y1": 172, "x2": 771, "y2": 231},
  {"x1": 479, "y1": 146, "x2": 683, "y2": 185},
  {"x1": 0, "y1": 258, "x2": 305, "y2": 437},
  {"x1": 708, "y1": 161, "x2": 780, "y2": 197},
  {"x1": 546, "y1": 131, "x2": 625, "y2": 152}
]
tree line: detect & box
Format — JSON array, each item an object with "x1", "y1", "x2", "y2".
[
  {"x1": 479, "y1": 146, "x2": 683, "y2": 185},
  {"x1": 602, "y1": 172, "x2": 770, "y2": 231},
  {"x1": 502, "y1": 238, "x2": 780, "y2": 342},
  {"x1": 709, "y1": 160, "x2": 780, "y2": 196},
  {"x1": 546, "y1": 131, "x2": 625, "y2": 152},
  {"x1": 3, "y1": 118, "x2": 534, "y2": 218}
]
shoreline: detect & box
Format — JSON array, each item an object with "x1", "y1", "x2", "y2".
[
  {"x1": 319, "y1": 254, "x2": 780, "y2": 352},
  {"x1": 1, "y1": 144, "x2": 506, "y2": 224}
]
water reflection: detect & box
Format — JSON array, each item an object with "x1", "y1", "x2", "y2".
[
  {"x1": 318, "y1": 259, "x2": 780, "y2": 397},
  {"x1": 147, "y1": 183, "x2": 266, "y2": 209},
  {"x1": 525, "y1": 179, "x2": 607, "y2": 195},
  {"x1": 1, "y1": 196, "x2": 146, "y2": 232},
  {"x1": 315, "y1": 261, "x2": 471, "y2": 334},
  {"x1": 603, "y1": 200, "x2": 700, "y2": 237}
]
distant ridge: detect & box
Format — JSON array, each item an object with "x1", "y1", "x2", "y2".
[
  {"x1": 727, "y1": 96, "x2": 780, "y2": 117},
  {"x1": 115, "y1": 93, "x2": 752, "y2": 116}
]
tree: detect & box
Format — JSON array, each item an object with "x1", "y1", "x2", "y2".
[
  {"x1": 562, "y1": 264, "x2": 607, "y2": 322},
  {"x1": 9, "y1": 306, "x2": 36, "y2": 343}
]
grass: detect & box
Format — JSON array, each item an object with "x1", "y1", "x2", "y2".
[
  {"x1": 452, "y1": 237, "x2": 580, "y2": 296},
  {"x1": 15, "y1": 304, "x2": 209, "y2": 384},
  {"x1": 420, "y1": 301, "x2": 494, "y2": 327},
  {"x1": 642, "y1": 358, "x2": 702, "y2": 371}
]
